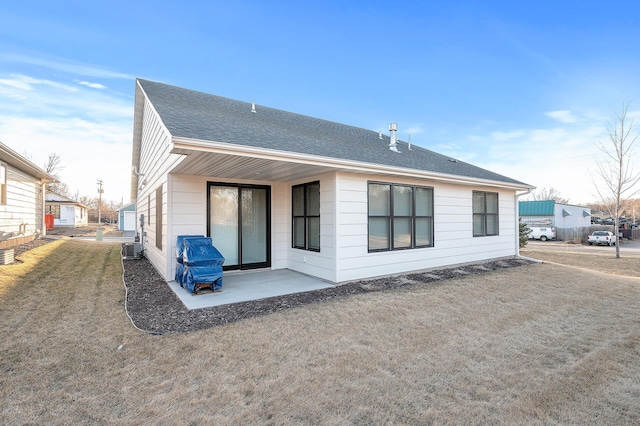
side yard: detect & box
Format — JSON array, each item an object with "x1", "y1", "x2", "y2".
[{"x1": 1, "y1": 240, "x2": 639, "y2": 424}]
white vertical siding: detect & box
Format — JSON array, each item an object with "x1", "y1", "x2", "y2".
[
  {"x1": 334, "y1": 172, "x2": 518, "y2": 282},
  {"x1": 0, "y1": 165, "x2": 43, "y2": 240}
]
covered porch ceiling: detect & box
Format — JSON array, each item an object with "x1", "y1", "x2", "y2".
[
  {"x1": 168, "y1": 142, "x2": 533, "y2": 191},
  {"x1": 170, "y1": 150, "x2": 339, "y2": 182}
]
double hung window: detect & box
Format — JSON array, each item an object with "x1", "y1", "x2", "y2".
[{"x1": 155, "y1": 186, "x2": 163, "y2": 249}]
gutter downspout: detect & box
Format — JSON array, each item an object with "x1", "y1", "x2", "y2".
[
  {"x1": 41, "y1": 181, "x2": 47, "y2": 237},
  {"x1": 515, "y1": 188, "x2": 542, "y2": 263}
]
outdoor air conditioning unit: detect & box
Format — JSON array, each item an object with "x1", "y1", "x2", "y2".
[
  {"x1": 0, "y1": 248, "x2": 15, "y2": 265},
  {"x1": 123, "y1": 242, "x2": 142, "y2": 259}
]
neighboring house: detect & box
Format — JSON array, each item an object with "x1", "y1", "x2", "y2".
[
  {"x1": 45, "y1": 192, "x2": 89, "y2": 228},
  {"x1": 519, "y1": 200, "x2": 592, "y2": 229},
  {"x1": 0, "y1": 141, "x2": 56, "y2": 249},
  {"x1": 130, "y1": 79, "x2": 534, "y2": 283},
  {"x1": 118, "y1": 203, "x2": 136, "y2": 231}
]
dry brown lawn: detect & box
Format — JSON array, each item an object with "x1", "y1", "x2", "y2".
[
  {"x1": 1, "y1": 240, "x2": 639, "y2": 424},
  {"x1": 46, "y1": 223, "x2": 122, "y2": 238},
  {"x1": 521, "y1": 244, "x2": 640, "y2": 277}
]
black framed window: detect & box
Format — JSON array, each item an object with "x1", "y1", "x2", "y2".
[
  {"x1": 368, "y1": 182, "x2": 433, "y2": 252},
  {"x1": 292, "y1": 181, "x2": 320, "y2": 251},
  {"x1": 473, "y1": 191, "x2": 499, "y2": 237},
  {"x1": 155, "y1": 186, "x2": 163, "y2": 249}
]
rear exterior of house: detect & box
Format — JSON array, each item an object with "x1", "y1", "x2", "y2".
[
  {"x1": 131, "y1": 79, "x2": 534, "y2": 283},
  {"x1": 45, "y1": 192, "x2": 89, "y2": 228},
  {"x1": 0, "y1": 142, "x2": 56, "y2": 249}
]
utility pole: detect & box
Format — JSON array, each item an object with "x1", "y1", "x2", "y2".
[{"x1": 97, "y1": 179, "x2": 104, "y2": 224}]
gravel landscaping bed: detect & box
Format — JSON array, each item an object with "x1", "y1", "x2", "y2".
[
  {"x1": 122, "y1": 250, "x2": 534, "y2": 334},
  {"x1": 12, "y1": 237, "x2": 56, "y2": 259}
]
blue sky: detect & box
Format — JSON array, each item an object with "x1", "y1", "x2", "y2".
[{"x1": 1, "y1": 1, "x2": 639, "y2": 204}]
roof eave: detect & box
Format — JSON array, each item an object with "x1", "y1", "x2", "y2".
[
  {"x1": 130, "y1": 80, "x2": 146, "y2": 201},
  {"x1": 0, "y1": 141, "x2": 57, "y2": 183},
  {"x1": 171, "y1": 137, "x2": 534, "y2": 191},
  {"x1": 45, "y1": 200, "x2": 90, "y2": 209}
]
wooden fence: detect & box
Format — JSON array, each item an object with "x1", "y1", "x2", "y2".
[{"x1": 555, "y1": 225, "x2": 639, "y2": 243}]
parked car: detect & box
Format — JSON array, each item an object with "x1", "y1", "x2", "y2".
[
  {"x1": 587, "y1": 231, "x2": 616, "y2": 246},
  {"x1": 529, "y1": 226, "x2": 556, "y2": 241}
]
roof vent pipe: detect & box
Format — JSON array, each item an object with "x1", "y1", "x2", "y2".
[
  {"x1": 251, "y1": 101, "x2": 256, "y2": 113},
  {"x1": 389, "y1": 123, "x2": 400, "y2": 153}
]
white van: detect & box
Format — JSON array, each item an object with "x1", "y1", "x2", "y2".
[{"x1": 529, "y1": 226, "x2": 556, "y2": 241}]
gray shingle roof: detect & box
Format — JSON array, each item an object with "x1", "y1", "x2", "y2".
[{"x1": 137, "y1": 79, "x2": 529, "y2": 187}]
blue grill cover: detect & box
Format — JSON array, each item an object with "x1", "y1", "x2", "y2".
[
  {"x1": 175, "y1": 235, "x2": 225, "y2": 292},
  {"x1": 176, "y1": 235, "x2": 205, "y2": 263},
  {"x1": 182, "y1": 237, "x2": 224, "y2": 267},
  {"x1": 183, "y1": 266, "x2": 223, "y2": 293},
  {"x1": 175, "y1": 262, "x2": 186, "y2": 286}
]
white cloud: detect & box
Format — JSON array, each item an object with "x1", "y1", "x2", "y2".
[
  {"x1": 0, "y1": 73, "x2": 130, "y2": 120},
  {"x1": 490, "y1": 130, "x2": 525, "y2": 142},
  {"x1": 0, "y1": 73, "x2": 133, "y2": 203},
  {"x1": 1, "y1": 74, "x2": 79, "y2": 91},
  {"x1": 545, "y1": 110, "x2": 578, "y2": 124},
  {"x1": 0, "y1": 116, "x2": 132, "y2": 203},
  {"x1": 0, "y1": 78, "x2": 31, "y2": 90},
  {"x1": 77, "y1": 80, "x2": 107, "y2": 90},
  {"x1": 1, "y1": 53, "x2": 135, "y2": 80},
  {"x1": 438, "y1": 120, "x2": 616, "y2": 204}
]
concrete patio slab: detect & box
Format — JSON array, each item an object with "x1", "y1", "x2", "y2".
[{"x1": 168, "y1": 269, "x2": 334, "y2": 310}]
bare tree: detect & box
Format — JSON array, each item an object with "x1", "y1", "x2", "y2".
[
  {"x1": 592, "y1": 103, "x2": 640, "y2": 258},
  {"x1": 529, "y1": 187, "x2": 570, "y2": 204},
  {"x1": 44, "y1": 152, "x2": 63, "y2": 176},
  {"x1": 43, "y1": 152, "x2": 70, "y2": 197}
]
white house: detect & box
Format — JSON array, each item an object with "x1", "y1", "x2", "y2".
[
  {"x1": 130, "y1": 79, "x2": 534, "y2": 284},
  {"x1": 0, "y1": 141, "x2": 56, "y2": 250},
  {"x1": 45, "y1": 192, "x2": 89, "y2": 228}
]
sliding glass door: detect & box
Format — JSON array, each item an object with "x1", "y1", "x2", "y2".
[{"x1": 208, "y1": 183, "x2": 270, "y2": 270}]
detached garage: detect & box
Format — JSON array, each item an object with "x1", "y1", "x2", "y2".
[{"x1": 119, "y1": 203, "x2": 137, "y2": 231}]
